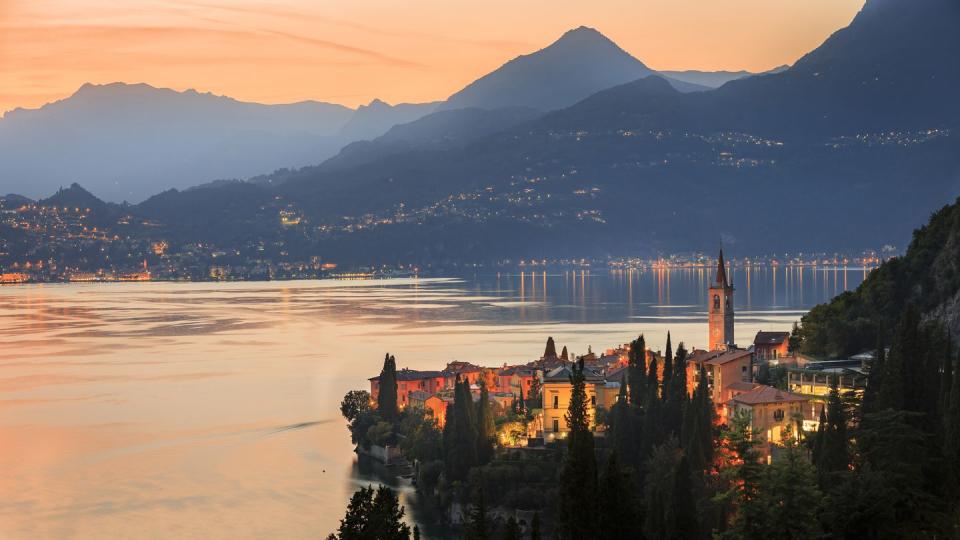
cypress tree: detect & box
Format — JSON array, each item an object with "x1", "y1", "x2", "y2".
[
  {"x1": 558, "y1": 358, "x2": 598, "y2": 539},
  {"x1": 378, "y1": 353, "x2": 399, "y2": 422},
  {"x1": 663, "y1": 332, "x2": 673, "y2": 385},
  {"x1": 598, "y1": 451, "x2": 640, "y2": 539},
  {"x1": 817, "y1": 375, "x2": 850, "y2": 487},
  {"x1": 413, "y1": 525, "x2": 420, "y2": 540},
  {"x1": 561, "y1": 345, "x2": 569, "y2": 361},
  {"x1": 530, "y1": 513, "x2": 541, "y2": 540},
  {"x1": 672, "y1": 455, "x2": 699, "y2": 540},
  {"x1": 543, "y1": 336, "x2": 558, "y2": 359},
  {"x1": 467, "y1": 486, "x2": 490, "y2": 540},
  {"x1": 628, "y1": 334, "x2": 647, "y2": 407},
  {"x1": 647, "y1": 355, "x2": 660, "y2": 401},
  {"x1": 502, "y1": 516, "x2": 520, "y2": 540},
  {"x1": 862, "y1": 325, "x2": 886, "y2": 415},
  {"x1": 477, "y1": 381, "x2": 495, "y2": 465},
  {"x1": 644, "y1": 438, "x2": 697, "y2": 540},
  {"x1": 447, "y1": 377, "x2": 478, "y2": 481},
  {"x1": 610, "y1": 383, "x2": 636, "y2": 468},
  {"x1": 812, "y1": 405, "x2": 826, "y2": 467}
]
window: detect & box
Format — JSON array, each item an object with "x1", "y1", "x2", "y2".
[
  {"x1": 591, "y1": 395, "x2": 596, "y2": 406},
  {"x1": 713, "y1": 295, "x2": 720, "y2": 310},
  {"x1": 553, "y1": 395, "x2": 559, "y2": 409},
  {"x1": 774, "y1": 409, "x2": 785, "y2": 421},
  {"x1": 553, "y1": 419, "x2": 559, "y2": 433}
]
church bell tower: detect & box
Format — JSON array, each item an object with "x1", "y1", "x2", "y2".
[{"x1": 708, "y1": 249, "x2": 735, "y2": 350}]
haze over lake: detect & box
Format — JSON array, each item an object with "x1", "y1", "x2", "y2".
[{"x1": 0, "y1": 266, "x2": 868, "y2": 538}]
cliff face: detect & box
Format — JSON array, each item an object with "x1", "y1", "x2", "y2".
[{"x1": 800, "y1": 196, "x2": 960, "y2": 357}]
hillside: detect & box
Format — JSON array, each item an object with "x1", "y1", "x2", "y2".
[{"x1": 799, "y1": 197, "x2": 960, "y2": 357}]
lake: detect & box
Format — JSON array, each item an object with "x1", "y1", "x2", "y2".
[{"x1": 0, "y1": 266, "x2": 868, "y2": 538}]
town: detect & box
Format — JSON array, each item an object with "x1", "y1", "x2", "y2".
[{"x1": 339, "y1": 250, "x2": 887, "y2": 538}]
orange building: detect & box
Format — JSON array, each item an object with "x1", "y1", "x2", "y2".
[
  {"x1": 686, "y1": 348, "x2": 754, "y2": 421},
  {"x1": 753, "y1": 331, "x2": 791, "y2": 361},
  {"x1": 368, "y1": 369, "x2": 445, "y2": 408}
]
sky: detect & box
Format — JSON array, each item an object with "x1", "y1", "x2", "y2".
[{"x1": 0, "y1": 0, "x2": 866, "y2": 114}]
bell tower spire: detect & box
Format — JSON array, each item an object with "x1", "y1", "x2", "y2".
[{"x1": 708, "y1": 249, "x2": 735, "y2": 350}]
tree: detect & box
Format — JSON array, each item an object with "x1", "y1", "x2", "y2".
[
  {"x1": 788, "y1": 321, "x2": 802, "y2": 354},
  {"x1": 816, "y1": 374, "x2": 850, "y2": 487},
  {"x1": 628, "y1": 334, "x2": 647, "y2": 406},
  {"x1": 644, "y1": 438, "x2": 697, "y2": 540},
  {"x1": 329, "y1": 485, "x2": 411, "y2": 540},
  {"x1": 445, "y1": 376, "x2": 479, "y2": 481},
  {"x1": 861, "y1": 325, "x2": 886, "y2": 415},
  {"x1": 378, "y1": 353, "x2": 399, "y2": 421},
  {"x1": 502, "y1": 516, "x2": 520, "y2": 540},
  {"x1": 558, "y1": 358, "x2": 598, "y2": 539},
  {"x1": 333, "y1": 485, "x2": 374, "y2": 540},
  {"x1": 530, "y1": 513, "x2": 541, "y2": 540},
  {"x1": 366, "y1": 485, "x2": 412, "y2": 540},
  {"x1": 560, "y1": 345, "x2": 569, "y2": 361},
  {"x1": 543, "y1": 336, "x2": 558, "y2": 359},
  {"x1": 477, "y1": 381, "x2": 495, "y2": 465},
  {"x1": 413, "y1": 526, "x2": 420, "y2": 540},
  {"x1": 598, "y1": 452, "x2": 640, "y2": 539},
  {"x1": 341, "y1": 390, "x2": 372, "y2": 423},
  {"x1": 682, "y1": 364, "x2": 713, "y2": 475},
  {"x1": 663, "y1": 332, "x2": 674, "y2": 386},
  {"x1": 527, "y1": 376, "x2": 543, "y2": 410},
  {"x1": 758, "y1": 431, "x2": 824, "y2": 539},
  {"x1": 610, "y1": 383, "x2": 637, "y2": 469},
  {"x1": 716, "y1": 411, "x2": 764, "y2": 540},
  {"x1": 467, "y1": 486, "x2": 490, "y2": 540}
]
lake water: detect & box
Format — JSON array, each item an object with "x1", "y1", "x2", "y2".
[{"x1": 0, "y1": 266, "x2": 868, "y2": 538}]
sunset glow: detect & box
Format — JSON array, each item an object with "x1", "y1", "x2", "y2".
[{"x1": 0, "y1": 0, "x2": 865, "y2": 113}]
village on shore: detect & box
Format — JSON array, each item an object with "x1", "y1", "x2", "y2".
[{"x1": 363, "y1": 251, "x2": 870, "y2": 463}]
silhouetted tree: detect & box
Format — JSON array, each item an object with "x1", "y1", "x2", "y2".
[
  {"x1": 558, "y1": 358, "x2": 598, "y2": 539},
  {"x1": 378, "y1": 353, "x2": 399, "y2": 421}
]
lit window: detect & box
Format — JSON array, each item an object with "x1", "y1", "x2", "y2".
[{"x1": 553, "y1": 419, "x2": 559, "y2": 433}]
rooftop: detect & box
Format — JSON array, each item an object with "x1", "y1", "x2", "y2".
[
  {"x1": 754, "y1": 331, "x2": 790, "y2": 345},
  {"x1": 731, "y1": 385, "x2": 808, "y2": 406},
  {"x1": 687, "y1": 348, "x2": 752, "y2": 366}
]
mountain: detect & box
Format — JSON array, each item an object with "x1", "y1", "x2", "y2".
[
  {"x1": 336, "y1": 99, "x2": 440, "y2": 141},
  {"x1": 316, "y1": 106, "x2": 544, "y2": 172},
  {"x1": 439, "y1": 26, "x2": 707, "y2": 112},
  {"x1": 258, "y1": 0, "x2": 960, "y2": 260},
  {"x1": 11, "y1": 0, "x2": 960, "y2": 267},
  {"x1": 0, "y1": 84, "x2": 443, "y2": 203},
  {"x1": 659, "y1": 66, "x2": 789, "y2": 88}
]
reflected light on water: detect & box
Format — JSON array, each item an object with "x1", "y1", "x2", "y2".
[{"x1": 0, "y1": 268, "x2": 866, "y2": 538}]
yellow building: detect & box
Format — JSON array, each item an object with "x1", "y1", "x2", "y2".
[
  {"x1": 729, "y1": 385, "x2": 809, "y2": 460},
  {"x1": 541, "y1": 364, "x2": 620, "y2": 442}
]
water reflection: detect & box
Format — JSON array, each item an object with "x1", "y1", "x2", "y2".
[{"x1": 0, "y1": 267, "x2": 866, "y2": 538}]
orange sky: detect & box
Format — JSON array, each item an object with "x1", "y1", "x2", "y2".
[{"x1": 0, "y1": 0, "x2": 865, "y2": 114}]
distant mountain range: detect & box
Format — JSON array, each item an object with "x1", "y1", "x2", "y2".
[
  {"x1": 659, "y1": 65, "x2": 790, "y2": 88},
  {"x1": 5, "y1": 0, "x2": 959, "y2": 267},
  {"x1": 0, "y1": 26, "x2": 725, "y2": 203}
]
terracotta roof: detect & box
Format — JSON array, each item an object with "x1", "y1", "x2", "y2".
[
  {"x1": 754, "y1": 331, "x2": 790, "y2": 345},
  {"x1": 727, "y1": 381, "x2": 762, "y2": 392},
  {"x1": 731, "y1": 385, "x2": 807, "y2": 405},
  {"x1": 687, "y1": 348, "x2": 752, "y2": 366},
  {"x1": 369, "y1": 369, "x2": 444, "y2": 381}
]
